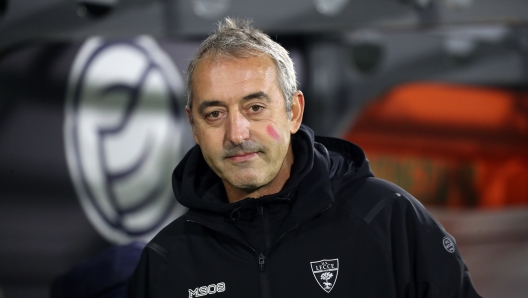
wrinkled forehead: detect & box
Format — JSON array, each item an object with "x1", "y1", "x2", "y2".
[
  {"x1": 192, "y1": 54, "x2": 280, "y2": 94},
  {"x1": 195, "y1": 48, "x2": 280, "y2": 78}
]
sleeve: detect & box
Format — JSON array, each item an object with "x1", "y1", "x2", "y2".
[
  {"x1": 126, "y1": 242, "x2": 168, "y2": 298},
  {"x1": 388, "y1": 191, "x2": 482, "y2": 298}
]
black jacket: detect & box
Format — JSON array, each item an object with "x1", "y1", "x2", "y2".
[{"x1": 127, "y1": 125, "x2": 481, "y2": 298}]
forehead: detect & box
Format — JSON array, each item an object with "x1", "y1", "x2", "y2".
[{"x1": 191, "y1": 55, "x2": 280, "y2": 102}]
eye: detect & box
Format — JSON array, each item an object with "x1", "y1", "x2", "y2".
[
  {"x1": 249, "y1": 105, "x2": 264, "y2": 113},
  {"x1": 205, "y1": 110, "x2": 224, "y2": 120}
]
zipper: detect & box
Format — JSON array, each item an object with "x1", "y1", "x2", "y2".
[
  {"x1": 260, "y1": 253, "x2": 270, "y2": 298},
  {"x1": 257, "y1": 199, "x2": 271, "y2": 298},
  {"x1": 259, "y1": 253, "x2": 266, "y2": 271},
  {"x1": 257, "y1": 199, "x2": 271, "y2": 248}
]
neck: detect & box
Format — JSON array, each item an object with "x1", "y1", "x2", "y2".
[{"x1": 225, "y1": 144, "x2": 294, "y2": 203}]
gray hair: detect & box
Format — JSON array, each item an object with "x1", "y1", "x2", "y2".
[{"x1": 186, "y1": 17, "x2": 297, "y2": 119}]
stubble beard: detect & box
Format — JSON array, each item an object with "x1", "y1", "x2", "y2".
[
  {"x1": 220, "y1": 139, "x2": 268, "y2": 191},
  {"x1": 222, "y1": 139, "x2": 290, "y2": 195}
]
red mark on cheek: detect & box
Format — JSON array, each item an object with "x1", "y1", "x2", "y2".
[{"x1": 266, "y1": 125, "x2": 280, "y2": 141}]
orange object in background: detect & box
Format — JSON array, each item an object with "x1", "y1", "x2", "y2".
[{"x1": 343, "y1": 83, "x2": 528, "y2": 208}]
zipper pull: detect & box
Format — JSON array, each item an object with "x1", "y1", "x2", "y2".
[{"x1": 259, "y1": 253, "x2": 265, "y2": 272}]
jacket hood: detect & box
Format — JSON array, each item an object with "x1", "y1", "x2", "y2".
[{"x1": 172, "y1": 124, "x2": 373, "y2": 214}]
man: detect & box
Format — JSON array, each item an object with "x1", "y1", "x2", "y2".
[{"x1": 127, "y1": 18, "x2": 481, "y2": 297}]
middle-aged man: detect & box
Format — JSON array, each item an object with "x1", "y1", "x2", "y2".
[{"x1": 127, "y1": 18, "x2": 481, "y2": 297}]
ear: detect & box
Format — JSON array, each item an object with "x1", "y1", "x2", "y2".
[
  {"x1": 185, "y1": 106, "x2": 200, "y2": 144},
  {"x1": 289, "y1": 91, "x2": 305, "y2": 134}
]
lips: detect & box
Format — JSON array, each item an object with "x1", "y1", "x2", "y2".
[{"x1": 226, "y1": 152, "x2": 258, "y2": 162}]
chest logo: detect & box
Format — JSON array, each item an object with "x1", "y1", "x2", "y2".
[{"x1": 310, "y1": 259, "x2": 339, "y2": 293}]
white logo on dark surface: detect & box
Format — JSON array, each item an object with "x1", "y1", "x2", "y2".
[
  {"x1": 310, "y1": 259, "x2": 339, "y2": 293},
  {"x1": 443, "y1": 236, "x2": 455, "y2": 253},
  {"x1": 188, "y1": 282, "x2": 226, "y2": 297},
  {"x1": 64, "y1": 36, "x2": 190, "y2": 244}
]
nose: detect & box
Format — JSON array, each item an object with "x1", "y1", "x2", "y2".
[{"x1": 225, "y1": 111, "x2": 250, "y2": 145}]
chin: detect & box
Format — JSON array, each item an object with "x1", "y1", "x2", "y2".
[
  {"x1": 229, "y1": 176, "x2": 267, "y2": 191},
  {"x1": 232, "y1": 181, "x2": 262, "y2": 191}
]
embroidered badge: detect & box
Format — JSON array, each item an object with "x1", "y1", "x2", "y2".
[
  {"x1": 310, "y1": 259, "x2": 339, "y2": 293},
  {"x1": 443, "y1": 236, "x2": 455, "y2": 253}
]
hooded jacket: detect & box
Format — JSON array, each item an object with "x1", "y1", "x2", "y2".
[{"x1": 127, "y1": 125, "x2": 481, "y2": 298}]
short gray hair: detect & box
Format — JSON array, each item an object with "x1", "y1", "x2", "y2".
[{"x1": 186, "y1": 17, "x2": 297, "y2": 119}]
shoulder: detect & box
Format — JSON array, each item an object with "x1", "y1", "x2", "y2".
[
  {"x1": 334, "y1": 177, "x2": 443, "y2": 240},
  {"x1": 332, "y1": 177, "x2": 468, "y2": 277},
  {"x1": 127, "y1": 216, "x2": 189, "y2": 295},
  {"x1": 332, "y1": 181, "x2": 481, "y2": 297},
  {"x1": 142, "y1": 215, "x2": 189, "y2": 261},
  {"x1": 334, "y1": 177, "x2": 417, "y2": 218}
]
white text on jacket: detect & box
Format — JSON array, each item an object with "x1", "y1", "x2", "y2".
[{"x1": 189, "y1": 282, "x2": 226, "y2": 297}]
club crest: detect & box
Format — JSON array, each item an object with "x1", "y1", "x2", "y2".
[{"x1": 310, "y1": 259, "x2": 339, "y2": 293}]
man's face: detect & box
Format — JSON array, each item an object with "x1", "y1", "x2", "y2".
[{"x1": 187, "y1": 54, "x2": 303, "y2": 198}]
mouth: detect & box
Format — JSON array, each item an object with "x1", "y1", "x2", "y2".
[{"x1": 226, "y1": 152, "x2": 259, "y2": 162}]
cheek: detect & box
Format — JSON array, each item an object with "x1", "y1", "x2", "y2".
[{"x1": 266, "y1": 125, "x2": 281, "y2": 141}]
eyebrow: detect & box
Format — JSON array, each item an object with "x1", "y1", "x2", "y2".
[
  {"x1": 197, "y1": 100, "x2": 224, "y2": 115},
  {"x1": 242, "y1": 91, "x2": 270, "y2": 102},
  {"x1": 197, "y1": 92, "x2": 271, "y2": 115}
]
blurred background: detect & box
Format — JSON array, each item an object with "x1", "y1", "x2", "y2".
[{"x1": 1, "y1": 0, "x2": 527, "y2": 297}]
